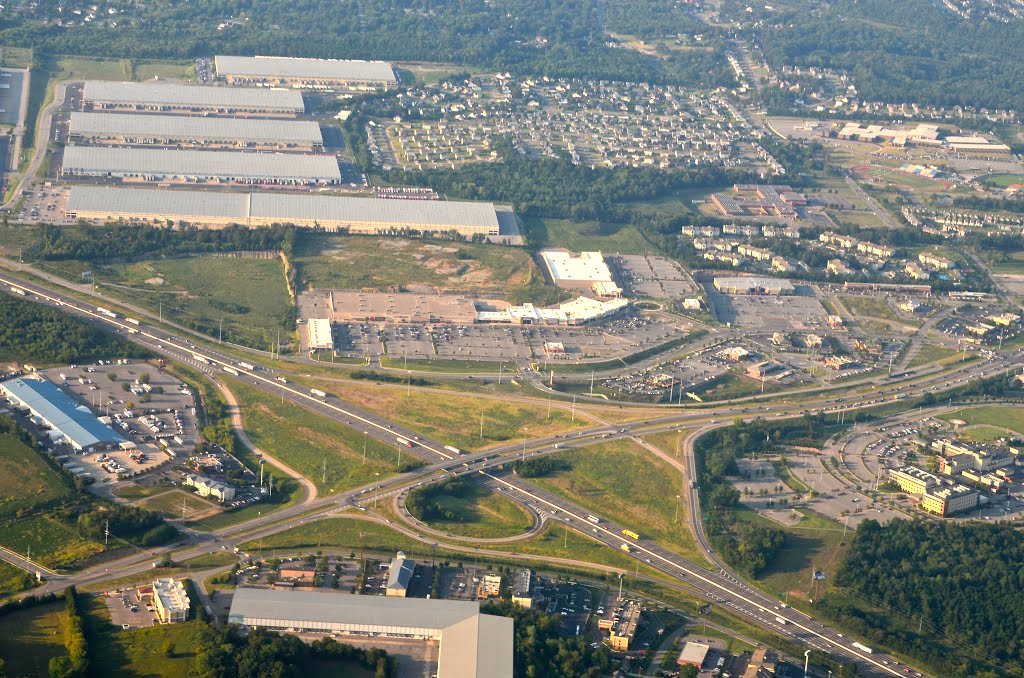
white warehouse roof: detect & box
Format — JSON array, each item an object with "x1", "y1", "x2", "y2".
[
  {"x1": 69, "y1": 112, "x2": 323, "y2": 146},
  {"x1": 65, "y1": 186, "x2": 501, "y2": 233},
  {"x1": 228, "y1": 588, "x2": 512, "y2": 678},
  {"x1": 540, "y1": 249, "x2": 613, "y2": 283},
  {"x1": 62, "y1": 146, "x2": 341, "y2": 183},
  {"x1": 83, "y1": 81, "x2": 305, "y2": 113},
  {"x1": 215, "y1": 55, "x2": 396, "y2": 85}
]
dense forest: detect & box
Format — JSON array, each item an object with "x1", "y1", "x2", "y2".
[
  {"x1": 821, "y1": 519, "x2": 1024, "y2": 678},
  {"x1": 481, "y1": 600, "x2": 612, "y2": 678},
  {"x1": 0, "y1": 294, "x2": 150, "y2": 364},
  {"x1": 733, "y1": 0, "x2": 1024, "y2": 110},
  {"x1": 22, "y1": 223, "x2": 295, "y2": 262},
  {"x1": 0, "y1": 0, "x2": 729, "y2": 87}
]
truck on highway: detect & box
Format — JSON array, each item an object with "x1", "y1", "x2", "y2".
[
  {"x1": 444, "y1": 445, "x2": 462, "y2": 455},
  {"x1": 276, "y1": 377, "x2": 288, "y2": 384},
  {"x1": 9, "y1": 285, "x2": 26, "y2": 296},
  {"x1": 310, "y1": 388, "x2": 327, "y2": 398},
  {"x1": 192, "y1": 354, "x2": 209, "y2": 364},
  {"x1": 622, "y1": 529, "x2": 640, "y2": 540},
  {"x1": 775, "y1": 616, "x2": 787, "y2": 625},
  {"x1": 126, "y1": 318, "x2": 140, "y2": 326},
  {"x1": 851, "y1": 642, "x2": 873, "y2": 654},
  {"x1": 239, "y1": 362, "x2": 256, "y2": 371},
  {"x1": 96, "y1": 306, "x2": 117, "y2": 318},
  {"x1": 620, "y1": 544, "x2": 631, "y2": 553},
  {"x1": 586, "y1": 515, "x2": 600, "y2": 524},
  {"x1": 223, "y1": 366, "x2": 240, "y2": 376},
  {"x1": 396, "y1": 437, "x2": 413, "y2": 448}
]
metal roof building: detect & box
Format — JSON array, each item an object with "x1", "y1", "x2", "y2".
[
  {"x1": 0, "y1": 376, "x2": 125, "y2": 451},
  {"x1": 228, "y1": 588, "x2": 512, "y2": 678},
  {"x1": 385, "y1": 551, "x2": 415, "y2": 597},
  {"x1": 69, "y1": 112, "x2": 323, "y2": 150},
  {"x1": 713, "y1": 276, "x2": 795, "y2": 296},
  {"x1": 83, "y1": 81, "x2": 305, "y2": 115},
  {"x1": 215, "y1": 55, "x2": 397, "y2": 88},
  {"x1": 61, "y1": 146, "x2": 341, "y2": 185},
  {"x1": 65, "y1": 186, "x2": 501, "y2": 236}
]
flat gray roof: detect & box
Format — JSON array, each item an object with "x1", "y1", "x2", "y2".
[
  {"x1": 83, "y1": 81, "x2": 305, "y2": 112},
  {"x1": 69, "y1": 112, "x2": 323, "y2": 146},
  {"x1": 62, "y1": 146, "x2": 340, "y2": 183},
  {"x1": 215, "y1": 55, "x2": 396, "y2": 84},
  {"x1": 1, "y1": 377, "x2": 125, "y2": 450},
  {"x1": 66, "y1": 187, "x2": 500, "y2": 230},
  {"x1": 227, "y1": 588, "x2": 512, "y2": 678}
]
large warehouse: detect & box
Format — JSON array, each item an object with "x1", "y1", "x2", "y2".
[
  {"x1": 68, "y1": 112, "x2": 323, "y2": 151},
  {"x1": 64, "y1": 186, "x2": 502, "y2": 236},
  {"x1": 0, "y1": 376, "x2": 125, "y2": 452},
  {"x1": 227, "y1": 589, "x2": 512, "y2": 678},
  {"x1": 540, "y1": 248, "x2": 622, "y2": 297},
  {"x1": 215, "y1": 55, "x2": 397, "y2": 89},
  {"x1": 61, "y1": 147, "x2": 341, "y2": 185},
  {"x1": 713, "y1": 276, "x2": 795, "y2": 296},
  {"x1": 82, "y1": 81, "x2": 305, "y2": 116}
]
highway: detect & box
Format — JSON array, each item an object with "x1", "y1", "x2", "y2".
[{"x1": 1, "y1": 269, "x2": 1015, "y2": 677}]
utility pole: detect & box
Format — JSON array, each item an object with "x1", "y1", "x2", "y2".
[
  {"x1": 219, "y1": 319, "x2": 223, "y2": 344},
  {"x1": 363, "y1": 431, "x2": 368, "y2": 464},
  {"x1": 479, "y1": 409, "x2": 484, "y2": 440},
  {"x1": 322, "y1": 454, "x2": 327, "y2": 485},
  {"x1": 589, "y1": 370, "x2": 595, "y2": 396},
  {"x1": 104, "y1": 519, "x2": 110, "y2": 546},
  {"x1": 571, "y1": 395, "x2": 576, "y2": 423}
]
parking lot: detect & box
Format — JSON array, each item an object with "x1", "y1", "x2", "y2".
[
  {"x1": 610, "y1": 254, "x2": 698, "y2": 298},
  {"x1": 708, "y1": 288, "x2": 830, "y2": 332},
  {"x1": 102, "y1": 588, "x2": 160, "y2": 630},
  {"x1": 17, "y1": 184, "x2": 74, "y2": 224}
]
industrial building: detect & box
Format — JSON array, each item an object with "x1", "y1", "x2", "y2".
[
  {"x1": 61, "y1": 147, "x2": 341, "y2": 185},
  {"x1": 0, "y1": 376, "x2": 125, "y2": 452},
  {"x1": 713, "y1": 276, "x2": 795, "y2": 295},
  {"x1": 540, "y1": 249, "x2": 622, "y2": 297},
  {"x1": 65, "y1": 186, "x2": 499, "y2": 236},
  {"x1": 385, "y1": 551, "x2": 415, "y2": 597},
  {"x1": 319, "y1": 289, "x2": 629, "y2": 326},
  {"x1": 598, "y1": 599, "x2": 641, "y2": 651},
  {"x1": 305, "y1": 318, "x2": 334, "y2": 351},
  {"x1": 227, "y1": 588, "x2": 513, "y2": 678},
  {"x1": 69, "y1": 112, "x2": 323, "y2": 151},
  {"x1": 510, "y1": 568, "x2": 534, "y2": 608},
  {"x1": 215, "y1": 55, "x2": 397, "y2": 89},
  {"x1": 152, "y1": 578, "x2": 190, "y2": 623},
  {"x1": 83, "y1": 81, "x2": 305, "y2": 116},
  {"x1": 677, "y1": 642, "x2": 710, "y2": 668}
]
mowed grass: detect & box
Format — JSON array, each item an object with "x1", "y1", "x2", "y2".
[
  {"x1": 80, "y1": 552, "x2": 237, "y2": 593},
  {"x1": 227, "y1": 379, "x2": 399, "y2": 493},
  {"x1": 990, "y1": 250, "x2": 1024, "y2": 275},
  {"x1": 0, "y1": 433, "x2": 72, "y2": 517},
  {"x1": 134, "y1": 61, "x2": 194, "y2": 80},
  {"x1": 957, "y1": 425, "x2": 1015, "y2": 444},
  {"x1": 410, "y1": 483, "x2": 534, "y2": 539},
  {"x1": 524, "y1": 218, "x2": 654, "y2": 254},
  {"x1": 303, "y1": 380, "x2": 587, "y2": 452},
  {"x1": 95, "y1": 257, "x2": 293, "y2": 349},
  {"x1": 81, "y1": 594, "x2": 198, "y2": 678},
  {"x1": 942, "y1": 405, "x2": 1024, "y2": 436},
  {"x1": 0, "y1": 514, "x2": 104, "y2": 570},
  {"x1": 0, "y1": 601, "x2": 69, "y2": 677},
  {"x1": 529, "y1": 440, "x2": 710, "y2": 566},
  {"x1": 295, "y1": 234, "x2": 539, "y2": 292},
  {"x1": 139, "y1": 489, "x2": 220, "y2": 520},
  {"x1": 112, "y1": 482, "x2": 177, "y2": 501},
  {"x1": 907, "y1": 344, "x2": 960, "y2": 369}
]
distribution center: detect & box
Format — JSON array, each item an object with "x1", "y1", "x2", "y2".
[
  {"x1": 83, "y1": 81, "x2": 305, "y2": 116},
  {"x1": 68, "y1": 112, "x2": 324, "y2": 150},
  {"x1": 61, "y1": 146, "x2": 341, "y2": 185},
  {"x1": 65, "y1": 186, "x2": 502, "y2": 236},
  {"x1": 215, "y1": 55, "x2": 397, "y2": 89}
]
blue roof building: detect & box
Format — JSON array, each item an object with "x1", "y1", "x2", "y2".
[{"x1": 0, "y1": 376, "x2": 126, "y2": 451}]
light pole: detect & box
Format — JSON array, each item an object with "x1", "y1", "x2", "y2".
[
  {"x1": 674, "y1": 494, "x2": 681, "y2": 523},
  {"x1": 804, "y1": 649, "x2": 811, "y2": 678}
]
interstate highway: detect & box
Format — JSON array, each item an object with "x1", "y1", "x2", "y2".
[{"x1": 1, "y1": 271, "x2": 1010, "y2": 676}]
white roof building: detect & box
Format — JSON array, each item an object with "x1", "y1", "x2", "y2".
[
  {"x1": 215, "y1": 55, "x2": 397, "y2": 88},
  {"x1": 83, "y1": 81, "x2": 305, "y2": 114},
  {"x1": 153, "y1": 578, "x2": 190, "y2": 623},
  {"x1": 69, "y1": 112, "x2": 323, "y2": 148},
  {"x1": 228, "y1": 588, "x2": 512, "y2": 678}
]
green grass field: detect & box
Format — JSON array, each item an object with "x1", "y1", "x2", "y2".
[
  {"x1": 0, "y1": 601, "x2": 69, "y2": 677},
  {"x1": 303, "y1": 379, "x2": 587, "y2": 452},
  {"x1": 529, "y1": 440, "x2": 710, "y2": 566},
  {"x1": 990, "y1": 250, "x2": 1024, "y2": 275},
  {"x1": 80, "y1": 552, "x2": 237, "y2": 593},
  {"x1": 134, "y1": 61, "x2": 195, "y2": 81},
  {"x1": 956, "y1": 425, "x2": 1014, "y2": 443},
  {"x1": 139, "y1": 490, "x2": 220, "y2": 521},
  {"x1": 409, "y1": 483, "x2": 534, "y2": 539},
  {"x1": 0, "y1": 514, "x2": 105, "y2": 570},
  {"x1": 523, "y1": 218, "x2": 654, "y2": 254},
  {"x1": 227, "y1": 379, "x2": 399, "y2": 494},
  {"x1": 0, "y1": 558, "x2": 38, "y2": 596},
  {"x1": 112, "y1": 483, "x2": 177, "y2": 501},
  {"x1": 907, "y1": 344, "x2": 960, "y2": 369},
  {"x1": 295, "y1": 234, "x2": 540, "y2": 292},
  {"x1": 982, "y1": 173, "x2": 1024, "y2": 188},
  {"x1": 737, "y1": 507, "x2": 847, "y2": 602},
  {"x1": 81, "y1": 594, "x2": 198, "y2": 678},
  {"x1": 93, "y1": 256, "x2": 293, "y2": 349},
  {"x1": 840, "y1": 295, "x2": 899, "y2": 322},
  {"x1": 0, "y1": 434, "x2": 72, "y2": 518},
  {"x1": 942, "y1": 406, "x2": 1024, "y2": 436}
]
